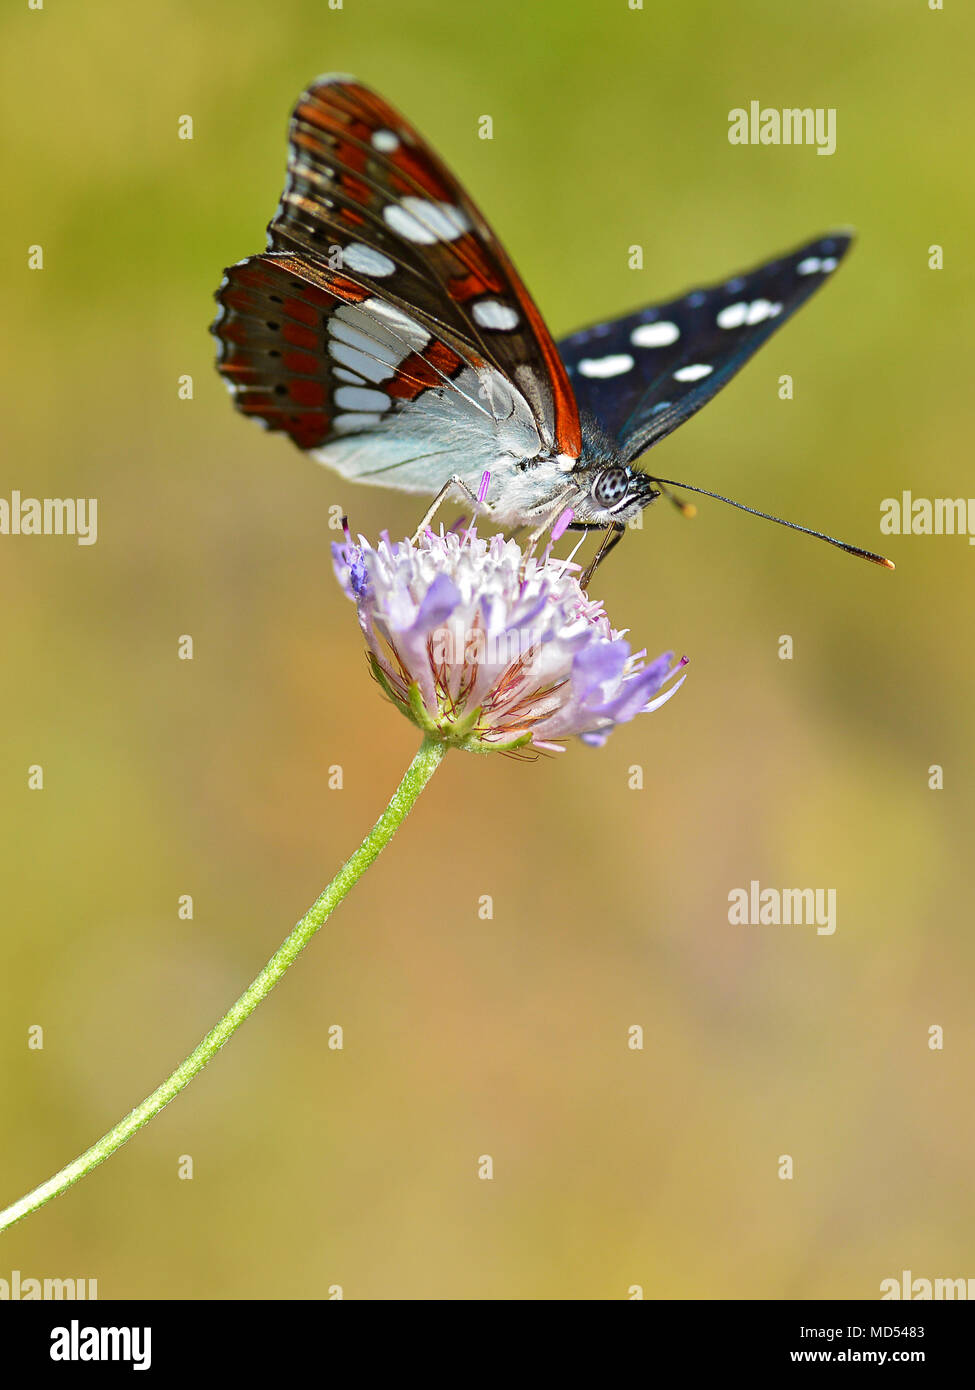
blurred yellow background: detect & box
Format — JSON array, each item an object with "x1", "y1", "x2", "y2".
[{"x1": 2, "y1": 0, "x2": 972, "y2": 1299}]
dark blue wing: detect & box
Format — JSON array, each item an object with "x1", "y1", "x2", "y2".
[{"x1": 557, "y1": 232, "x2": 852, "y2": 463}]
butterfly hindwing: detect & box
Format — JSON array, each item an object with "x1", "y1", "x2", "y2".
[
  {"x1": 558, "y1": 232, "x2": 853, "y2": 464},
  {"x1": 213, "y1": 73, "x2": 581, "y2": 492}
]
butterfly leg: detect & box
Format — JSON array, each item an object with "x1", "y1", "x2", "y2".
[
  {"x1": 514, "y1": 488, "x2": 582, "y2": 582},
  {"x1": 580, "y1": 524, "x2": 626, "y2": 588},
  {"x1": 411, "y1": 475, "x2": 492, "y2": 543},
  {"x1": 522, "y1": 488, "x2": 579, "y2": 555}
]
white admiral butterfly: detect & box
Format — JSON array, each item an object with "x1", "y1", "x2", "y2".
[{"x1": 213, "y1": 74, "x2": 892, "y2": 580}]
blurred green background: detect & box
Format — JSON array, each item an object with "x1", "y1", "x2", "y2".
[{"x1": 2, "y1": 0, "x2": 973, "y2": 1299}]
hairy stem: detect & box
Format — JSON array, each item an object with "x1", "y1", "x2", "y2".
[{"x1": 0, "y1": 736, "x2": 448, "y2": 1234}]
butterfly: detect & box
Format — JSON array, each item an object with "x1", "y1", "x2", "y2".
[{"x1": 213, "y1": 74, "x2": 892, "y2": 581}]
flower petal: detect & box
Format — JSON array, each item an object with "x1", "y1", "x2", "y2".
[{"x1": 333, "y1": 528, "x2": 685, "y2": 751}]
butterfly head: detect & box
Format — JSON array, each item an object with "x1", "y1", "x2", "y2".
[{"x1": 572, "y1": 463, "x2": 661, "y2": 528}]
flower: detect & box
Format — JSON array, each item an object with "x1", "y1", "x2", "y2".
[{"x1": 331, "y1": 527, "x2": 687, "y2": 753}]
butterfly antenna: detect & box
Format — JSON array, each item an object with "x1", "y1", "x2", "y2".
[{"x1": 648, "y1": 477, "x2": 895, "y2": 569}]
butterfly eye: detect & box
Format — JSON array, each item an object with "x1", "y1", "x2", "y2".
[{"x1": 592, "y1": 467, "x2": 631, "y2": 509}]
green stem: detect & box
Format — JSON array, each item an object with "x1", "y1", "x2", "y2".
[{"x1": 0, "y1": 736, "x2": 448, "y2": 1234}]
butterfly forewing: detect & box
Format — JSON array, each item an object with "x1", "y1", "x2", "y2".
[{"x1": 557, "y1": 232, "x2": 852, "y2": 463}]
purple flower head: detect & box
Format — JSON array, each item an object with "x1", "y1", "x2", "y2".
[{"x1": 331, "y1": 528, "x2": 687, "y2": 753}]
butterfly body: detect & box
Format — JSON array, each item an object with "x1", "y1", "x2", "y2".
[{"x1": 214, "y1": 75, "x2": 891, "y2": 571}]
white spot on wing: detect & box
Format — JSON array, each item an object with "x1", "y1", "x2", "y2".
[
  {"x1": 797, "y1": 256, "x2": 822, "y2": 275},
  {"x1": 745, "y1": 298, "x2": 774, "y2": 325},
  {"x1": 630, "y1": 320, "x2": 680, "y2": 348},
  {"x1": 329, "y1": 302, "x2": 429, "y2": 379},
  {"x1": 578, "y1": 354, "x2": 634, "y2": 378},
  {"x1": 472, "y1": 300, "x2": 520, "y2": 330},
  {"x1": 342, "y1": 243, "x2": 396, "y2": 277},
  {"x1": 329, "y1": 318, "x2": 400, "y2": 366},
  {"x1": 719, "y1": 298, "x2": 784, "y2": 329},
  {"x1": 384, "y1": 198, "x2": 471, "y2": 245},
  {"x1": 371, "y1": 129, "x2": 400, "y2": 153},
  {"x1": 334, "y1": 386, "x2": 392, "y2": 412},
  {"x1": 360, "y1": 297, "x2": 430, "y2": 350},
  {"x1": 329, "y1": 340, "x2": 395, "y2": 382},
  {"x1": 717, "y1": 302, "x2": 749, "y2": 329},
  {"x1": 673, "y1": 363, "x2": 713, "y2": 382}
]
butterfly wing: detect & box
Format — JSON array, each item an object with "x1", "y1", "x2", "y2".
[
  {"x1": 213, "y1": 74, "x2": 581, "y2": 500},
  {"x1": 557, "y1": 232, "x2": 852, "y2": 463},
  {"x1": 214, "y1": 250, "x2": 511, "y2": 492}
]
